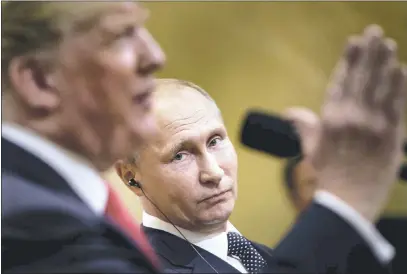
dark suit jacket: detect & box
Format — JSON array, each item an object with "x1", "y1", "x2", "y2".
[
  {"x1": 143, "y1": 226, "x2": 273, "y2": 273},
  {"x1": 377, "y1": 217, "x2": 407, "y2": 274},
  {"x1": 143, "y1": 210, "x2": 392, "y2": 274},
  {"x1": 2, "y1": 138, "x2": 157, "y2": 273}
]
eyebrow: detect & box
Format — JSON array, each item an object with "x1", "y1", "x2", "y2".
[
  {"x1": 161, "y1": 126, "x2": 226, "y2": 157},
  {"x1": 162, "y1": 138, "x2": 190, "y2": 158}
]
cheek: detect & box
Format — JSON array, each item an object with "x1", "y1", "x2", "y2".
[
  {"x1": 150, "y1": 177, "x2": 196, "y2": 215},
  {"x1": 216, "y1": 144, "x2": 238, "y2": 177},
  {"x1": 116, "y1": 45, "x2": 138, "y2": 70},
  {"x1": 164, "y1": 164, "x2": 200, "y2": 199},
  {"x1": 95, "y1": 46, "x2": 138, "y2": 92},
  {"x1": 62, "y1": 57, "x2": 131, "y2": 114},
  {"x1": 80, "y1": 53, "x2": 139, "y2": 135},
  {"x1": 128, "y1": 106, "x2": 158, "y2": 145},
  {"x1": 144, "y1": 164, "x2": 196, "y2": 195}
]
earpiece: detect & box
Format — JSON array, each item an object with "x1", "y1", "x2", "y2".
[
  {"x1": 128, "y1": 178, "x2": 141, "y2": 188},
  {"x1": 127, "y1": 176, "x2": 218, "y2": 273}
]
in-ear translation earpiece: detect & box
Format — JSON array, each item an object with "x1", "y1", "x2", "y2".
[
  {"x1": 128, "y1": 178, "x2": 141, "y2": 188},
  {"x1": 126, "y1": 176, "x2": 218, "y2": 273}
]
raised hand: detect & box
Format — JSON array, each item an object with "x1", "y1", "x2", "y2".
[{"x1": 285, "y1": 25, "x2": 407, "y2": 221}]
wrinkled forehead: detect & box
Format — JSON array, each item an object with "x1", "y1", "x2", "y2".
[{"x1": 153, "y1": 88, "x2": 224, "y2": 143}]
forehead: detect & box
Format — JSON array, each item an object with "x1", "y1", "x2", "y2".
[
  {"x1": 153, "y1": 87, "x2": 223, "y2": 142},
  {"x1": 56, "y1": 2, "x2": 147, "y2": 32},
  {"x1": 63, "y1": 2, "x2": 144, "y2": 16}
]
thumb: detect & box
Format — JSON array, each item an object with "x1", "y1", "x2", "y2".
[{"x1": 283, "y1": 107, "x2": 321, "y2": 157}]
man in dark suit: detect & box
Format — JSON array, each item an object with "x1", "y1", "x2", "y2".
[
  {"x1": 115, "y1": 25, "x2": 407, "y2": 272},
  {"x1": 116, "y1": 78, "x2": 275, "y2": 273},
  {"x1": 2, "y1": 2, "x2": 165, "y2": 273},
  {"x1": 283, "y1": 153, "x2": 407, "y2": 274},
  {"x1": 377, "y1": 217, "x2": 407, "y2": 274}
]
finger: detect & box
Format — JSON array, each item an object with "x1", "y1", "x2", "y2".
[
  {"x1": 351, "y1": 25, "x2": 384, "y2": 99},
  {"x1": 383, "y1": 64, "x2": 407, "y2": 124},
  {"x1": 364, "y1": 38, "x2": 397, "y2": 106},
  {"x1": 325, "y1": 36, "x2": 362, "y2": 102},
  {"x1": 346, "y1": 36, "x2": 364, "y2": 68},
  {"x1": 283, "y1": 107, "x2": 321, "y2": 157}
]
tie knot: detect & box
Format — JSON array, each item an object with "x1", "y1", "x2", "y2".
[
  {"x1": 227, "y1": 232, "x2": 268, "y2": 274},
  {"x1": 227, "y1": 232, "x2": 252, "y2": 256}
]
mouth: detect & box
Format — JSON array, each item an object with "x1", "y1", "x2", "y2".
[
  {"x1": 199, "y1": 189, "x2": 231, "y2": 204},
  {"x1": 132, "y1": 87, "x2": 154, "y2": 110}
]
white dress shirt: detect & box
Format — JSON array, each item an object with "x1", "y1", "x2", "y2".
[
  {"x1": 143, "y1": 211, "x2": 248, "y2": 273},
  {"x1": 2, "y1": 122, "x2": 108, "y2": 215}
]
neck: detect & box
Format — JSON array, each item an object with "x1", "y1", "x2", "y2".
[
  {"x1": 197, "y1": 221, "x2": 228, "y2": 234},
  {"x1": 144, "y1": 206, "x2": 228, "y2": 235}
]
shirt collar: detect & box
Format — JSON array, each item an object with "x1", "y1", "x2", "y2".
[
  {"x1": 2, "y1": 122, "x2": 108, "y2": 215},
  {"x1": 142, "y1": 211, "x2": 241, "y2": 261}
]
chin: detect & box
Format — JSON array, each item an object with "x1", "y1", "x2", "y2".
[{"x1": 200, "y1": 200, "x2": 235, "y2": 225}]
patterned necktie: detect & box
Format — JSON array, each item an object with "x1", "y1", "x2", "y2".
[
  {"x1": 227, "y1": 232, "x2": 268, "y2": 273},
  {"x1": 105, "y1": 183, "x2": 159, "y2": 268}
]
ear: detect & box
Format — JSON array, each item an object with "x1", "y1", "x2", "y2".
[
  {"x1": 114, "y1": 160, "x2": 144, "y2": 197},
  {"x1": 8, "y1": 55, "x2": 60, "y2": 111},
  {"x1": 114, "y1": 160, "x2": 124, "y2": 181}
]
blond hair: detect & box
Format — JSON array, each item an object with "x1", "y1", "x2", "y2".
[{"x1": 1, "y1": 2, "x2": 113, "y2": 91}]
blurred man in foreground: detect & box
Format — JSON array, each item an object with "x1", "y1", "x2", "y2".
[
  {"x1": 116, "y1": 24, "x2": 407, "y2": 273},
  {"x1": 2, "y1": 2, "x2": 165, "y2": 273}
]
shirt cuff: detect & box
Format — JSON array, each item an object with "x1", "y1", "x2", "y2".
[{"x1": 314, "y1": 190, "x2": 395, "y2": 264}]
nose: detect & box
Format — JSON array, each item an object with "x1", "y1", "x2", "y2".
[
  {"x1": 137, "y1": 28, "x2": 166, "y2": 75},
  {"x1": 199, "y1": 154, "x2": 225, "y2": 186}
]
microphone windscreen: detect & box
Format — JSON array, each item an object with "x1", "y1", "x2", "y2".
[{"x1": 240, "y1": 110, "x2": 301, "y2": 158}]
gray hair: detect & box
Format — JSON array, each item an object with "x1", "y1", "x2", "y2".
[{"x1": 156, "y1": 78, "x2": 215, "y2": 101}]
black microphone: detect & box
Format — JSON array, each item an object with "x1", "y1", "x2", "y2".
[
  {"x1": 240, "y1": 110, "x2": 300, "y2": 158},
  {"x1": 240, "y1": 110, "x2": 407, "y2": 181}
]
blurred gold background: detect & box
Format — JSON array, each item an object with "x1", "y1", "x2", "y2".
[{"x1": 104, "y1": 2, "x2": 407, "y2": 247}]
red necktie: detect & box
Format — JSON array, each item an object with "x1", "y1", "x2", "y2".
[{"x1": 104, "y1": 183, "x2": 159, "y2": 267}]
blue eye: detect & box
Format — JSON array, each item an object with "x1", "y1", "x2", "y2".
[
  {"x1": 172, "y1": 153, "x2": 185, "y2": 162},
  {"x1": 209, "y1": 136, "x2": 222, "y2": 147}
]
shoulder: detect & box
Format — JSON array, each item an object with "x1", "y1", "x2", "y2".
[
  {"x1": 2, "y1": 171, "x2": 99, "y2": 241},
  {"x1": 251, "y1": 240, "x2": 273, "y2": 257}
]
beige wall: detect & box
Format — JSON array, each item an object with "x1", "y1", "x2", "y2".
[{"x1": 104, "y1": 2, "x2": 407, "y2": 247}]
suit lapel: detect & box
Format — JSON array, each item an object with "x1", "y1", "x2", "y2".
[
  {"x1": 189, "y1": 249, "x2": 241, "y2": 274},
  {"x1": 251, "y1": 241, "x2": 274, "y2": 274},
  {"x1": 142, "y1": 225, "x2": 241, "y2": 273},
  {"x1": 252, "y1": 241, "x2": 273, "y2": 265}
]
